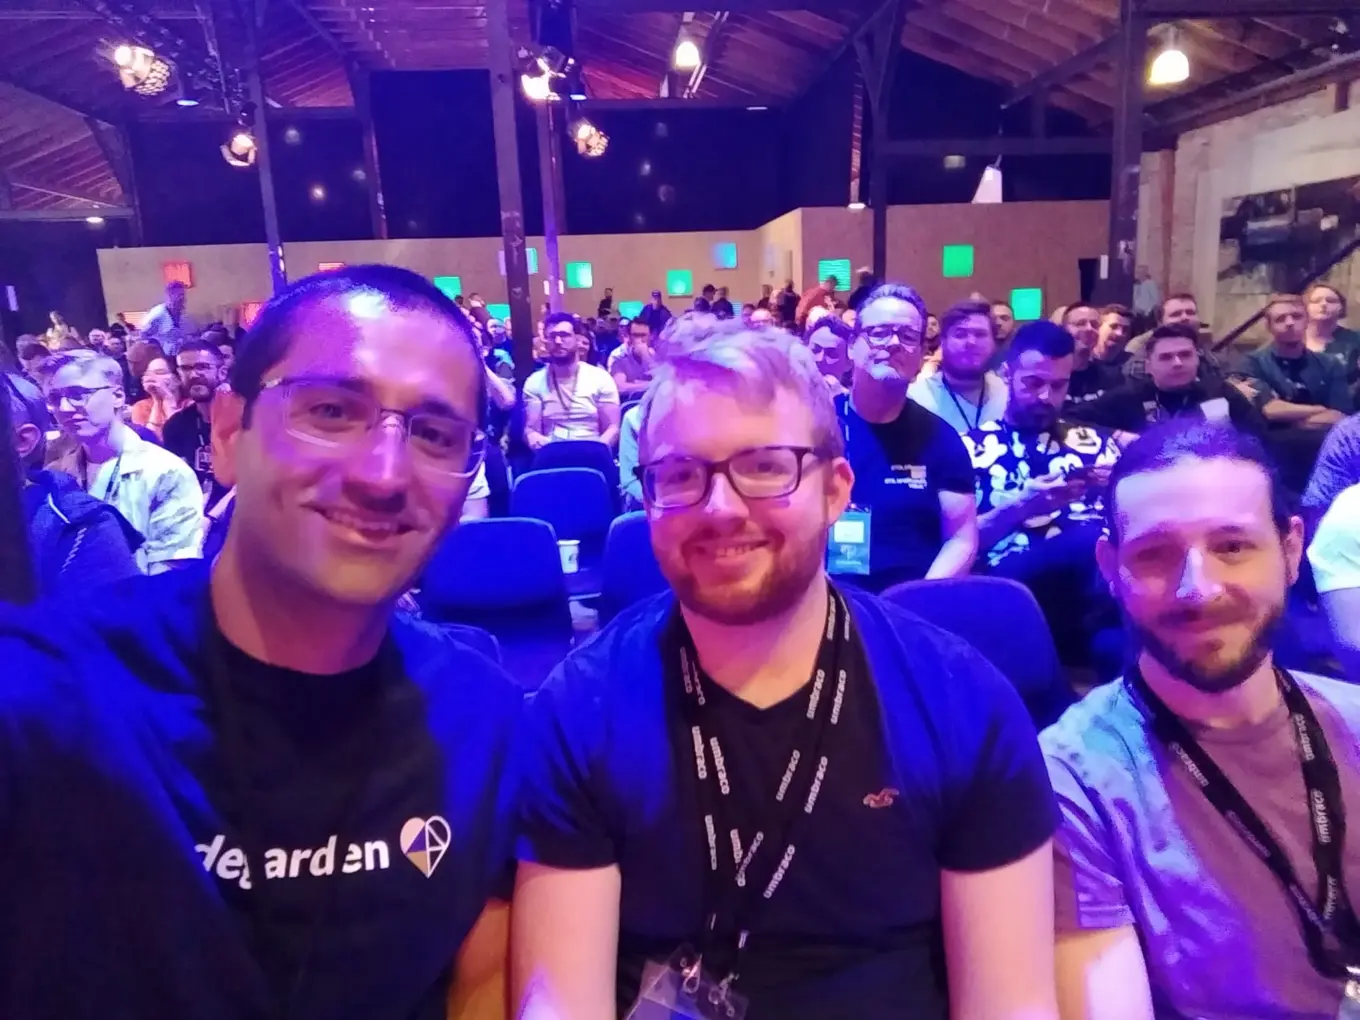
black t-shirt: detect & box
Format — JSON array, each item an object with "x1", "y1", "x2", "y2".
[
  {"x1": 517, "y1": 589, "x2": 1057, "y2": 1020},
  {"x1": 0, "y1": 567, "x2": 522, "y2": 1019},
  {"x1": 839, "y1": 396, "x2": 976, "y2": 589},
  {"x1": 1063, "y1": 358, "x2": 1124, "y2": 412},
  {"x1": 163, "y1": 402, "x2": 226, "y2": 502}
]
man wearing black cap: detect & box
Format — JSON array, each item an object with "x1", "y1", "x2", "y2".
[{"x1": 639, "y1": 290, "x2": 673, "y2": 334}]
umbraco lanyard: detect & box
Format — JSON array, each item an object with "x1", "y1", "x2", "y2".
[
  {"x1": 1129, "y1": 664, "x2": 1360, "y2": 978},
  {"x1": 940, "y1": 377, "x2": 986, "y2": 433},
  {"x1": 80, "y1": 450, "x2": 124, "y2": 505},
  {"x1": 202, "y1": 624, "x2": 396, "y2": 1019},
  {"x1": 668, "y1": 586, "x2": 856, "y2": 989}
]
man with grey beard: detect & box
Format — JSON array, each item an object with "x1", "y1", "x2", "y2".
[{"x1": 1042, "y1": 418, "x2": 1360, "y2": 1020}]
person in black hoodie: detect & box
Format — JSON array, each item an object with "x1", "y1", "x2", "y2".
[
  {"x1": 5, "y1": 372, "x2": 141, "y2": 597},
  {"x1": 1071, "y1": 325, "x2": 1267, "y2": 440}
]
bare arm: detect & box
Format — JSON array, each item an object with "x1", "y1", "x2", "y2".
[
  {"x1": 524, "y1": 391, "x2": 549, "y2": 452},
  {"x1": 448, "y1": 900, "x2": 510, "y2": 1020},
  {"x1": 1320, "y1": 587, "x2": 1360, "y2": 682},
  {"x1": 1054, "y1": 927, "x2": 1155, "y2": 1020},
  {"x1": 597, "y1": 400, "x2": 621, "y2": 449},
  {"x1": 484, "y1": 365, "x2": 517, "y2": 410},
  {"x1": 613, "y1": 371, "x2": 650, "y2": 399},
  {"x1": 941, "y1": 840, "x2": 1059, "y2": 1020},
  {"x1": 927, "y1": 490, "x2": 978, "y2": 579},
  {"x1": 511, "y1": 862, "x2": 621, "y2": 1020}
]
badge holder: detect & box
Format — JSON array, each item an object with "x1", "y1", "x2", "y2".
[
  {"x1": 827, "y1": 509, "x2": 871, "y2": 577},
  {"x1": 1341, "y1": 967, "x2": 1360, "y2": 1020},
  {"x1": 624, "y1": 946, "x2": 749, "y2": 1020}
]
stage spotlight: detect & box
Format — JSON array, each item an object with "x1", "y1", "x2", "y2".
[
  {"x1": 572, "y1": 119, "x2": 608, "y2": 158},
  {"x1": 673, "y1": 37, "x2": 701, "y2": 71},
  {"x1": 221, "y1": 129, "x2": 258, "y2": 168},
  {"x1": 521, "y1": 70, "x2": 552, "y2": 102},
  {"x1": 569, "y1": 117, "x2": 597, "y2": 143},
  {"x1": 112, "y1": 43, "x2": 172, "y2": 96},
  {"x1": 85, "y1": 216, "x2": 105, "y2": 226},
  {"x1": 1148, "y1": 29, "x2": 1189, "y2": 86}
]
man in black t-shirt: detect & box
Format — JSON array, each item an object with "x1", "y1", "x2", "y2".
[
  {"x1": 513, "y1": 318, "x2": 1059, "y2": 1020},
  {"x1": 839, "y1": 284, "x2": 978, "y2": 590},
  {"x1": 1062, "y1": 304, "x2": 1123, "y2": 412},
  {"x1": 164, "y1": 338, "x2": 229, "y2": 504},
  {"x1": 0, "y1": 266, "x2": 520, "y2": 1020}
]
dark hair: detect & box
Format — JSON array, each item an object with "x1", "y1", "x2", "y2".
[
  {"x1": 1145, "y1": 323, "x2": 1199, "y2": 356},
  {"x1": 543, "y1": 311, "x2": 579, "y2": 333},
  {"x1": 127, "y1": 341, "x2": 168, "y2": 382},
  {"x1": 1105, "y1": 418, "x2": 1291, "y2": 545},
  {"x1": 940, "y1": 299, "x2": 995, "y2": 339},
  {"x1": 991, "y1": 301, "x2": 1014, "y2": 313},
  {"x1": 859, "y1": 282, "x2": 928, "y2": 326},
  {"x1": 803, "y1": 314, "x2": 853, "y2": 345},
  {"x1": 4, "y1": 372, "x2": 51, "y2": 468},
  {"x1": 1159, "y1": 292, "x2": 1197, "y2": 319},
  {"x1": 174, "y1": 338, "x2": 224, "y2": 363},
  {"x1": 1005, "y1": 320, "x2": 1075, "y2": 363},
  {"x1": 1101, "y1": 303, "x2": 1132, "y2": 319},
  {"x1": 701, "y1": 284, "x2": 716, "y2": 297},
  {"x1": 230, "y1": 264, "x2": 484, "y2": 426},
  {"x1": 17, "y1": 340, "x2": 49, "y2": 364}
]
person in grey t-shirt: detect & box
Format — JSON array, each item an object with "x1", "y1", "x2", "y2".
[{"x1": 1042, "y1": 418, "x2": 1360, "y2": 1020}]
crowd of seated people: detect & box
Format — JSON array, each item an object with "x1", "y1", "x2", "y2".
[{"x1": 7, "y1": 260, "x2": 1360, "y2": 1020}]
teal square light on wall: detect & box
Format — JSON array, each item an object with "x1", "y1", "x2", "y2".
[
  {"x1": 433, "y1": 276, "x2": 462, "y2": 300},
  {"x1": 816, "y1": 259, "x2": 852, "y2": 288},
  {"x1": 942, "y1": 244, "x2": 975, "y2": 279},
  {"x1": 712, "y1": 242, "x2": 738, "y2": 270},
  {"x1": 666, "y1": 269, "x2": 694, "y2": 297},
  {"x1": 618, "y1": 300, "x2": 645, "y2": 319},
  {"x1": 565, "y1": 261, "x2": 594, "y2": 289},
  {"x1": 1011, "y1": 287, "x2": 1044, "y2": 322},
  {"x1": 486, "y1": 303, "x2": 511, "y2": 321}
]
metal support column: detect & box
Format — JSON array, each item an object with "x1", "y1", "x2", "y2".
[
  {"x1": 854, "y1": 0, "x2": 911, "y2": 281},
  {"x1": 488, "y1": 0, "x2": 535, "y2": 380},
  {"x1": 1098, "y1": 0, "x2": 1146, "y2": 308},
  {"x1": 536, "y1": 103, "x2": 567, "y2": 314},
  {"x1": 352, "y1": 67, "x2": 388, "y2": 240},
  {"x1": 245, "y1": 10, "x2": 286, "y2": 293}
]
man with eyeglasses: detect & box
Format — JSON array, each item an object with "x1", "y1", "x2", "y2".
[
  {"x1": 962, "y1": 321, "x2": 1122, "y2": 669},
  {"x1": 524, "y1": 311, "x2": 621, "y2": 450},
  {"x1": 514, "y1": 318, "x2": 1059, "y2": 1020},
  {"x1": 164, "y1": 338, "x2": 230, "y2": 504},
  {"x1": 0, "y1": 266, "x2": 521, "y2": 1019},
  {"x1": 43, "y1": 348, "x2": 204, "y2": 574}
]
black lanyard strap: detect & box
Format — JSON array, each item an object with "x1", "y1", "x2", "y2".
[
  {"x1": 203, "y1": 623, "x2": 396, "y2": 1019},
  {"x1": 1129, "y1": 664, "x2": 1360, "y2": 978},
  {"x1": 668, "y1": 585, "x2": 857, "y2": 981},
  {"x1": 940, "y1": 377, "x2": 985, "y2": 433}
]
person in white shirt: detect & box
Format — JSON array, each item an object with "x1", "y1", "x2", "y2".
[
  {"x1": 140, "y1": 281, "x2": 195, "y2": 356},
  {"x1": 44, "y1": 350, "x2": 204, "y2": 573},
  {"x1": 524, "y1": 312, "x2": 620, "y2": 449},
  {"x1": 1308, "y1": 481, "x2": 1360, "y2": 682},
  {"x1": 907, "y1": 299, "x2": 1007, "y2": 433}
]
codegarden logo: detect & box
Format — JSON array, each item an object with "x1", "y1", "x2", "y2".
[{"x1": 196, "y1": 815, "x2": 451, "y2": 891}]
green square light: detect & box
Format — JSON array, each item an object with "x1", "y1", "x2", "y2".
[
  {"x1": 565, "y1": 261, "x2": 593, "y2": 289},
  {"x1": 666, "y1": 269, "x2": 694, "y2": 298},
  {"x1": 942, "y1": 244, "x2": 975, "y2": 279},
  {"x1": 816, "y1": 259, "x2": 852, "y2": 289},
  {"x1": 713, "y1": 242, "x2": 738, "y2": 270},
  {"x1": 618, "y1": 300, "x2": 645, "y2": 319},
  {"x1": 1011, "y1": 287, "x2": 1044, "y2": 322},
  {"x1": 433, "y1": 275, "x2": 462, "y2": 300},
  {"x1": 486, "y1": 302, "x2": 511, "y2": 321}
]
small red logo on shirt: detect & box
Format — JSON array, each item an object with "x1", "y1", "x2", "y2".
[{"x1": 863, "y1": 788, "x2": 899, "y2": 809}]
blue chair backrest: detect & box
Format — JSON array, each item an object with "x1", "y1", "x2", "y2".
[
  {"x1": 882, "y1": 576, "x2": 1073, "y2": 728},
  {"x1": 600, "y1": 511, "x2": 669, "y2": 622},
  {"x1": 421, "y1": 517, "x2": 566, "y2": 613},
  {"x1": 532, "y1": 439, "x2": 617, "y2": 478},
  {"x1": 511, "y1": 468, "x2": 616, "y2": 551}
]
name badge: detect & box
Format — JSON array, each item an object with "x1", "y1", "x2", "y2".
[
  {"x1": 827, "y1": 509, "x2": 871, "y2": 576},
  {"x1": 626, "y1": 947, "x2": 749, "y2": 1020}
]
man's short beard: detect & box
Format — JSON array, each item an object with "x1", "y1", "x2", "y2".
[{"x1": 1129, "y1": 605, "x2": 1283, "y2": 695}]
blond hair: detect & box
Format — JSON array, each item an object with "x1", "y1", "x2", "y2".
[
  {"x1": 637, "y1": 318, "x2": 844, "y2": 463},
  {"x1": 41, "y1": 349, "x2": 124, "y2": 389}
]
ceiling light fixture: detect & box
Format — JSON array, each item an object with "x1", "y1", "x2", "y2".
[
  {"x1": 111, "y1": 43, "x2": 172, "y2": 96},
  {"x1": 673, "y1": 37, "x2": 702, "y2": 71},
  {"x1": 222, "y1": 129, "x2": 257, "y2": 167},
  {"x1": 1148, "y1": 27, "x2": 1190, "y2": 86}
]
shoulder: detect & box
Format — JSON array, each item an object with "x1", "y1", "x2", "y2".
[
  {"x1": 1040, "y1": 680, "x2": 1146, "y2": 791},
  {"x1": 906, "y1": 374, "x2": 938, "y2": 402},
  {"x1": 523, "y1": 368, "x2": 548, "y2": 395},
  {"x1": 162, "y1": 405, "x2": 196, "y2": 434},
  {"x1": 580, "y1": 363, "x2": 617, "y2": 391},
  {"x1": 1297, "y1": 671, "x2": 1360, "y2": 720},
  {"x1": 133, "y1": 438, "x2": 199, "y2": 483}
]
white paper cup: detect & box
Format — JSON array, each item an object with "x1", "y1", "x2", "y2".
[{"x1": 558, "y1": 539, "x2": 580, "y2": 574}]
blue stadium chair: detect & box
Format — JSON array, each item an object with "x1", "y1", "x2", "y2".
[
  {"x1": 531, "y1": 440, "x2": 620, "y2": 514},
  {"x1": 511, "y1": 466, "x2": 616, "y2": 563},
  {"x1": 599, "y1": 511, "x2": 669, "y2": 623},
  {"x1": 881, "y1": 576, "x2": 1074, "y2": 728},
  {"x1": 483, "y1": 441, "x2": 512, "y2": 518},
  {"x1": 418, "y1": 517, "x2": 573, "y2": 689}
]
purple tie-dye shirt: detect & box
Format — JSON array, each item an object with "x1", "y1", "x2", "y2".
[{"x1": 1042, "y1": 672, "x2": 1360, "y2": 1018}]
